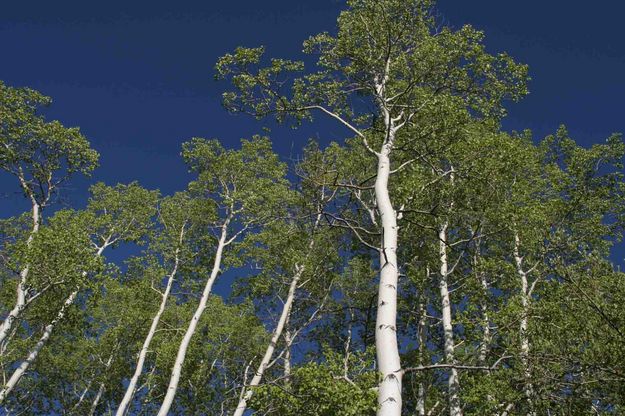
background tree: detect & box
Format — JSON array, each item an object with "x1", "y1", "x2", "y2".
[
  {"x1": 0, "y1": 81, "x2": 99, "y2": 352},
  {"x1": 0, "y1": 182, "x2": 158, "y2": 410},
  {"x1": 156, "y1": 136, "x2": 291, "y2": 415}
]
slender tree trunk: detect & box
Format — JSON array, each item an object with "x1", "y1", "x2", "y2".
[
  {"x1": 478, "y1": 278, "x2": 490, "y2": 365},
  {"x1": 88, "y1": 350, "x2": 115, "y2": 416},
  {"x1": 157, "y1": 219, "x2": 230, "y2": 416},
  {"x1": 88, "y1": 384, "x2": 104, "y2": 416},
  {"x1": 69, "y1": 377, "x2": 94, "y2": 414},
  {"x1": 232, "y1": 212, "x2": 322, "y2": 416},
  {"x1": 438, "y1": 221, "x2": 462, "y2": 416},
  {"x1": 0, "y1": 289, "x2": 78, "y2": 403},
  {"x1": 0, "y1": 201, "x2": 40, "y2": 349},
  {"x1": 283, "y1": 328, "x2": 292, "y2": 384},
  {"x1": 375, "y1": 140, "x2": 402, "y2": 416},
  {"x1": 512, "y1": 231, "x2": 535, "y2": 416},
  {"x1": 115, "y1": 232, "x2": 184, "y2": 416},
  {"x1": 0, "y1": 245, "x2": 107, "y2": 404},
  {"x1": 416, "y1": 298, "x2": 427, "y2": 416},
  {"x1": 232, "y1": 265, "x2": 304, "y2": 416},
  {"x1": 473, "y1": 234, "x2": 490, "y2": 365}
]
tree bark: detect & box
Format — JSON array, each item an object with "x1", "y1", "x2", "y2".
[
  {"x1": 512, "y1": 231, "x2": 535, "y2": 416},
  {"x1": 0, "y1": 200, "x2": 40, "y2": 349},
  {"x1": 375, "y1": 140, "x2": 403, "y2": 416},
  {"x1": 473, "y1": 233, "x2": 490, "y2": 365},
  {"x1": 283, "y1": 327, "x2": 292, "y2": 384},
  {"x1": 0, "y1": 244, "x2": 107, "y2": 404},
  {"x1": 88, "y1": 382, "x2": 105, "y2": 416},
  {"x1": 115, "y1": 237, "x2": 183, "y2": 416},
  {"x1": 88, "y1": 349, "x2": 115, "y2": 416},
  {"x1": 69, "y1": 376, "x2": 93, "y2": 414},
  {"x1": 438, "y1": 221, "x2": 462, "y2": 416},
  {"x1": 232, "y1": 265, "x2": 303, "y2": 416},
  {"x1": 156, "y1": 219, "x2": 230, "y2": 416},
  {"x1": 416, "y1": 298, "x2": 427, "y2": 416},
  {"x1": 0, "y1": 288, "x2": 78, "y2": 404}
]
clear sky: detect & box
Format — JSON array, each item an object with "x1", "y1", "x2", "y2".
[{"x1": 1, "y1": 0, "x2": 624, "y2": 212}]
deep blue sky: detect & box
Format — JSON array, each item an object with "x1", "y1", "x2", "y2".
[{"x1": 1, "y1": 0, "x2": 624, "y2": 211}]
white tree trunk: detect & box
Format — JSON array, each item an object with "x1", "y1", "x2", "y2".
[
  {"x1": 231, "y1": 211, "x2": 322, "y2": 416},
  {"x1": 88, "y1": 350, "x2": 115, "y2": 416},
  {"x1": 478, "y1": 283, "x2": 490, "y2": 365},
  {"x1": 157, "y1": 220, "x2": 229, "y2": 416},
  {"x1": 115, "y1": 243, "x2": 183, "y2": 416},
  {"x1": 375, "y1": 142, "x2": 402, "y2": 416},
  {"x1": 0, "y1": 201, "x2": 40, "y2": 349},
  {"x1": 88, "y1": 382, "x2": 105, "y2": 416},
  {"x1": 438, "y1": 221, "x2": 462, "y2": 416},
  {"x1": 512, "y1": 231, "x2": 535, "y2": 415},
  {"x1": 0, "y1": 288, "x2": 78, "y2": 403},
  {"x1": 0, "y1": 244, "x2": 107, "y2": 404},
  {"x1": 69, "y1": 377, "x2": 94, "y2": 414},
  {"x1": 283, "y1": 327, "x2": 292, "y2": 383},
  {"x1": 474, "y1": 235, "x2": 490, "y2": 365},
  {"x1": 300, "y1": 59, "x2": 403, "y2": 415},
  {"x1": 416, "y1": 299, "x2": 427, "y2": 416},
  {"x1": 232, "y1": 264, "x2": 305, "y2": 416}
]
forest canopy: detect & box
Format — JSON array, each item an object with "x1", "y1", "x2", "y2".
[{"x1": 0, "y1": 1, "x2": 624, "y2": 415}]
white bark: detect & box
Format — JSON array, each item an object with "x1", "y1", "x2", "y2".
[
  {"x1": 416, "y1": 299, "x2": 427, "y2": 416},
  {"x1": 88, "y1": 382, "x2": 105, "y2": 416},
  {"x1": 88, "y1": 350, "x2": 115, "y2": 416},
  {"x1": 0, "y1": 244, "x2": 107, "y2": 404},
  {"x1": 0, "y1": 200, "x2": 40, "y2": 349},
  {"x1": 231, "y1": 211, "x2": 322, "y2": 416},
  {"x1": 157, "y1": 219, "x2": 230, "y2": 416},
  {"x1": 478, "y1": 281, "x2": 490, "y2": 365},
  {"x1": 298, "y1": 52, "x2": 403, "y2": 415},
  {"x1": 69, "y1": 377, "x2": 93, "y2": 414},
  {"x1": 370, "y1": 56, "x2": 405, "y2": 415},
  {"x1": 232, "y1": 264, "x2": 304, "y2": 416},
  {"x1": 0, "y1": 289, "x2": 78, "y2": 404},
  {"x1": 375, "y1": 141, "x2": 402, "y2": 416},
  {"x1": 283, "y1": 328, "x2": 292, "y2": 383},
  {"x1": 438, "y1": 221, "x2": 462, "y2": 416},
  {"x1": 115, "y1": 226, "x2": 185, "y2": 416},
  {"x1": 293, "y1": 52, "x2": 404, "y2": 415},
  {"x1": 473, "y1": 234, "x2": 490, "y2": 365},
  {"x1": 513, "y1": 231, "x2": 535, "y2": 416}
]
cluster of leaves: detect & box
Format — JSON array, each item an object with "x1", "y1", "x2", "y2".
[{"x1": 249, "y1": 349, "x2": 378, "y2": 416}]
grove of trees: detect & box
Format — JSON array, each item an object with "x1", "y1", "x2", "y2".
[{"x1": 1, "y1": 1, "x2": 624, "y2": 415}]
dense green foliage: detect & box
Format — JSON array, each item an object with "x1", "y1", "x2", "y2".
[{"x1": 1, "y1": 1, "x2": 624, "y2": 415}]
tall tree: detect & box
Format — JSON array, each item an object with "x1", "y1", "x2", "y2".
[
  {"x1": 156, "y1": 136, "x2": 290, "y2": 415},
  {"x1": 0, "y1": 81, "x2": 99, "y2": 351},
  {"x1": 216, "y1": 1, "x2": 527, "y2": 413},
  {"x1": 0, "y1": 182, "x2": 158, "y2": 407},
  {"x1": 115, "y1": 192, "x2": 213, "y2": 416},
  {"x1": 233, "y1": 143, "x2": 347, "y2": 415}
]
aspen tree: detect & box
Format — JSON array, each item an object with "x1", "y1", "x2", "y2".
[
  {"x1": 0, "y1": 82, "x2": 98, "y2": 351},
  {"x1": 156, "y1": 137, "x2": 290, "y2": 415},
  {"x1": 115, "y1": 193, "x2": 212, "y2": 416},
  {"x1": 0, "y1": 183, "x2": 157, "y2": 405},
  {"x1": 217, "y1": 2, "x2": 526, "y2": 412}
]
